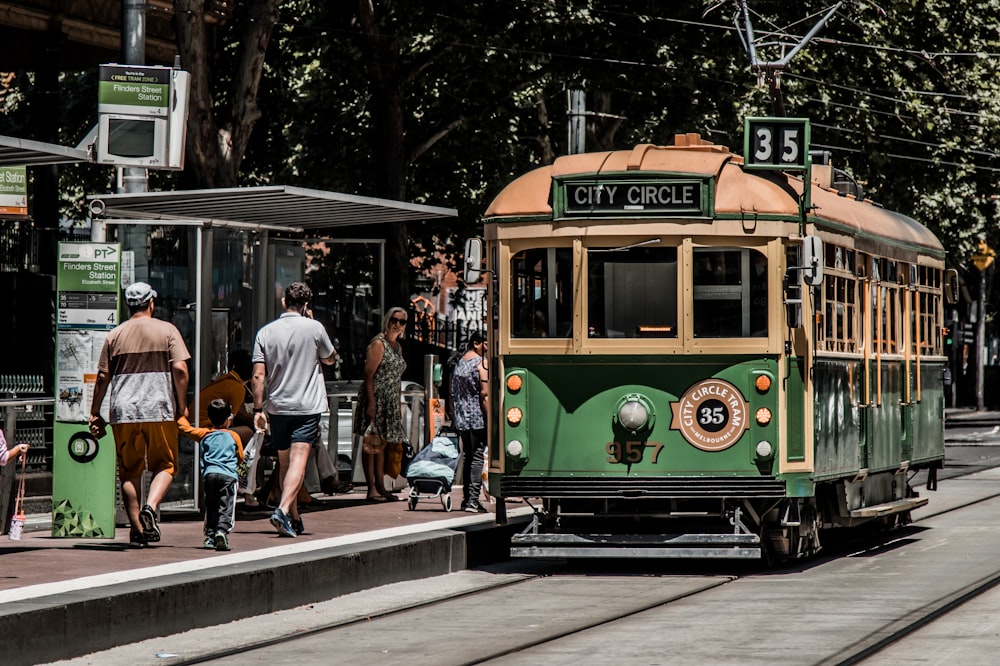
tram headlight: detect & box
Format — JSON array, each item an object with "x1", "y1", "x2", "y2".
[
  {"x1": 755, "y1": 440, "x2": 774, "y2": 459},
  {"x1": 613, "y1": 393, "x2": 655, "y2": 436},
  {"x1": 618, "y1": 400, "x2": 649, "y2": 431},
  {"x1": 507, "y1": 439, "x2": 524, "y2": 457},
  {"x1": 755, "y1": 407, "x2": 772, "y2": 426},
  {"x1": 506, "y1": 407, "x2": 523, "y2": 426}
]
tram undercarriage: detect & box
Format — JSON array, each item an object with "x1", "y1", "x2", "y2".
[{"x1": 507, "y1": 473, "x2": 929, "y2": 561}]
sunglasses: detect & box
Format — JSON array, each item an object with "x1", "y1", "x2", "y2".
[{"x1": 391, "y1": 317, "x2": 408, "y2": 326}]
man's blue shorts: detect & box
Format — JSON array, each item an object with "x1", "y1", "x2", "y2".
[{"x1": 267, "y1": 413, "x2": 320, "y2": 451}]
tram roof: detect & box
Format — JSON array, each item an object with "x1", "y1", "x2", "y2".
[
  {"x1": 485, "y1": 139, "x2": 944, "y2": 256},
  {"x1": 89, "y1": 186, "x2": 457, "y2": 232}
]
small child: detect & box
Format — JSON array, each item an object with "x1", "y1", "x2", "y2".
[
  {"x1": 178, "y1": 398, "x2": 244, "y2": 551},
  {"x1": 0, "y1": 429, "x2": 29, "y2": 466}
]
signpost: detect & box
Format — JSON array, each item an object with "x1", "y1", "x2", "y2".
[
  {"x1": 0, "y1": 165, "x2": 27, "y2": 217},
  {"x1": 96, "y1": 63, "x2": 190, "y2": 170},
  {"x1": 52, "y1": 242, "x2": 121, "y2": 537},
  {"x1": 971, "y1": 239, "x2": 995, "y2": 412}
]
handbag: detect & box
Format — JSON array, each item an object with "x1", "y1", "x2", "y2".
[
  {"x1": 237, "y1": 430, "x2": 265, "y2": 495},
  {"x1": 8, "y1": 448, "x2": 26, "y2": 540},
  {"x1": 385, "y1": 440, "x2": 403, "y2": 478},
  {"x1": 362, "y1": 425, "x2": 386, "y2": 454}
]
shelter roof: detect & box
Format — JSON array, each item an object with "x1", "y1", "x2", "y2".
[
  {"x1": 88, "y1": 185, "x2": 457, "y2": 232},
  {"x1": 0, "y1": 136, "x2": 89, "y2": 166}
]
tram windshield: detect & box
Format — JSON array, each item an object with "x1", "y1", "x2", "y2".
[
  {"x1": 692, "y1": 248, "x2": 767, "y2": 338},
  {"x1": 511, "y1": 248, "x2": 573, "y2": 338},
  {"x1": 587, "y1": 245, "x2": 678, "y2": 338}
]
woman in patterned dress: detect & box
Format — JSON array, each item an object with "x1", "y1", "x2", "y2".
[{"x1": 354, "y1": 306, "x2": 408, "y2": 501}]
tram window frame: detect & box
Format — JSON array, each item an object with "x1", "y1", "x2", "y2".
[
  {"x1": 821, "y1": 243, "x2": 858, "y2": 353},
  {"x1": 692, "y1": 247, "x2": 768, "y2": 339},
  {"x1": 586, "y1": 245, "x2": 679, "y2": 339},
  {"x1": 917, "y1": 265, "x2": 943, "y2": 355},
  {"x1": 510, "y1": 247, "x2": 574, "y2": 339}
]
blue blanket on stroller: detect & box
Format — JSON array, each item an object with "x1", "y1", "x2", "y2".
[{"x1": 406, "y1": 435, "x2": 460, "y2": 485}]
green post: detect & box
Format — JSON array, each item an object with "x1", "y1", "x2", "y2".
[{"x1": 51, "y1": 242, "x2": 121, "y2": 538}]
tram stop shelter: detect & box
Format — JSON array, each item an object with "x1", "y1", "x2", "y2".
[{"x1": 85, "y1": 185, "x2": 457, "y2": 510}]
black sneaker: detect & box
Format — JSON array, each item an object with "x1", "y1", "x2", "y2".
[
  {"x1": 291, "y1": 517, "x2": 304, "y2": 536},
  {"x1": 128, "y1": 529, "x2": 148, "y2": 548},
  {"x1": 139, "y1": 505, "x2": 161, "y2": 542},
  {"x1": 214, "y1": 531, "x2": 230, "y2": 551},
  {"x1": 463, "y1": 502, "x2": 489, "y2": 514},
  {"x1": 203, "y1": 535, "x2": 216, "y2": 549},
  {"x1": 269, "y1": 508, "x2": 297, "y2": 538}
]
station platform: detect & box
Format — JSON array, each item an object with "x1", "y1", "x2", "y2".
[{"x1": 0, "y1": 486, "x2": 533, "y2": 665}]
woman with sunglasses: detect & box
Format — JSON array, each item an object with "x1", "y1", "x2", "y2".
[{"x1": 354, "y1": 306, "x2": 409, "y2": 501}]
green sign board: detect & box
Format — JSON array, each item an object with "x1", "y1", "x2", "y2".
[
  {"x1": 52, "y1": 242, "x2": 121, "y2": 538},
  {"x1": 98, "y1": 64, "x2": 171, "y2": 117},
  {"x1": 558, "y1": 178, "x2": 708, "y2": 218},
  {"x1": 0, "y1": 165, "x2": 27, "y2": 217}
]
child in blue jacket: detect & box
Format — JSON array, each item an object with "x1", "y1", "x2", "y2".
[{"x1": 178, "y1": 398, "x2": 245, "y2": 551}]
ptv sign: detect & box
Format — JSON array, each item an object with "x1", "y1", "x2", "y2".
[{"x1": 98, "y1": 65, "x2": 170, "y2": 117}]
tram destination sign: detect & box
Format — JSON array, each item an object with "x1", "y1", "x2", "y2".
[
  {"x1": 743, "y1": 116, "x2": 810, "y2": 171},
  {"x1": 559, "y1": 178, "x2": 707, "y2": 218}
]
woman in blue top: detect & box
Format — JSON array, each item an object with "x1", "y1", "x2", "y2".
[{"x1": 450, "y1": 331, "x2": 489, "y2": 513}]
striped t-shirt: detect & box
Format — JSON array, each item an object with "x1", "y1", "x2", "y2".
[{"x1": 97, "y1": 316, "x2": 191, "y2": 424}]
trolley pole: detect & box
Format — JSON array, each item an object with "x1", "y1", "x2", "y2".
[{"x1": 971, "y1": 240, "x2": 995, "y2": 412}]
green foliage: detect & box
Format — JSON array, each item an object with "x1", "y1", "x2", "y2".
[{"x1": 8, "y1": 0, "x2": 1000, "y2": 319}]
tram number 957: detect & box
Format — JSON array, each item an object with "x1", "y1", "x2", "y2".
[
  {"x1": 606, "y1": 441, "x2": 664, "y2": 464},
  {"x1": 744, "y1": 118, "x2": 810, "y2": 170}
]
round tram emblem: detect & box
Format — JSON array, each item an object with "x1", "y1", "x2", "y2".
[{"x1": 670, "y1": 378, "x2": 749, "y2": 451}]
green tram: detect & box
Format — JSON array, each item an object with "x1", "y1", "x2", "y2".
[{"x1": 464, "y1": 131, "x2": 952, "y2": 561}]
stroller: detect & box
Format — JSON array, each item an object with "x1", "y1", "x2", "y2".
[{"x1": 406, "y1": 426, "x2": 460, "y2": 511}]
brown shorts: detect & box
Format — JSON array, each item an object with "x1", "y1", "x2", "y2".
[{"x1": 111, "y1": 421, "x2": 180, "y2": 479}]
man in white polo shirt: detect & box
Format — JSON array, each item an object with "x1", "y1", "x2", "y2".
[{"x1": 251, "y1": 282, "x2": 337, "y2": 537}]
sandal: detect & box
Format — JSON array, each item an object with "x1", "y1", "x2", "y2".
[{"x1": 366, "y1": 495, "x2": 389, "y2": 503}]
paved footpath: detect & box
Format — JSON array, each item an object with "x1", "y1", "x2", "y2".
[{"x1": 0, "y1": 488, "x2": 532, "y2": 665}]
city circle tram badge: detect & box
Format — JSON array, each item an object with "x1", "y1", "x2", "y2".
[{"x1": 670, "y1": 378, "x2": 749, "y2": 451}]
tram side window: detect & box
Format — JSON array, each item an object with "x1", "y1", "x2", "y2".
[
  {"x1": 511, "y1": 248, "x2": 573, "y2": 338},
  {"x1": 692, "y1": 248, "x2": 767, "y2": 338},
  {"x1": 587, "y1": 246, "x2": 677, "y2": 338},
  {"x1": 917, "y1": 265, "x2": 943, "y2": 355},
  {"x1": 822, "y1": 244, "x2": 857, "y2": 353}
]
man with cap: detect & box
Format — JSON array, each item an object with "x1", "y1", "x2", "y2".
[{"x1": 89, "y1": 281, "x2": 191, "y2": 548}]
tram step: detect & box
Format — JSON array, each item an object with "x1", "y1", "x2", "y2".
[
  {"x1": 848, "y1": 496, "x2": 928, "y2": 519},
  {"x1": 510, "y1": 532, "x2": 762, "y2": 559}
]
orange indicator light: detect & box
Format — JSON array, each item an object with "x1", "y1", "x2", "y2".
[
  {"x1": 506, "y1": 375, "x2": 523, "y2": 392},
  {"x1": 755, "y1": 407, "x2": 772, "y2": 426},
  {"x1": 506, "y1": 407, "x2": 523, "y2": 426},
  {"x1": 754, "y1": 375, "x2": 772, "y2": 393}
]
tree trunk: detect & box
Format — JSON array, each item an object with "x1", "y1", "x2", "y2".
[{"x1": 174, "y1": 0, "x2": 281, "y2": 188}]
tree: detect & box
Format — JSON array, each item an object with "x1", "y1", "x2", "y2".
[{"x1": 174, "y1": 0, "x2": 283, "y2": 188}]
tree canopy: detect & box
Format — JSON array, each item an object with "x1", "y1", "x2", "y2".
[{"x1": 4, "y1": 0, "x2": 1000, "y2": 320}]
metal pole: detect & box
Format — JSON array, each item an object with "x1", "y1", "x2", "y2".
[
  {"x1": 121, "y1": 0, "x2": 148, "y2": 194},
  {"x1": 568, "y1": 89, "x2": 585, "y2": 155},
  {"x1": 977, "y1": 270, "x2": 986, "y2": 411},
  {"x1": 423, "y1": 354, "x2": 436, "y2": 448}
]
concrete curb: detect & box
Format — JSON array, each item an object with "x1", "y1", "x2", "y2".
[{"x1": 2, "y1": 520, "x2": 528, "y2": 665}]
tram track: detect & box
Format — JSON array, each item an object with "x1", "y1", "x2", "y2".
[{"x1": 54, "y1": 465, "x2": 1000, "y2": 666}]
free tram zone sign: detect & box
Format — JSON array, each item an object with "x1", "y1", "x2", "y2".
[{"x1": 557, "y1": 178, "x2": 709, "y2": 218}]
